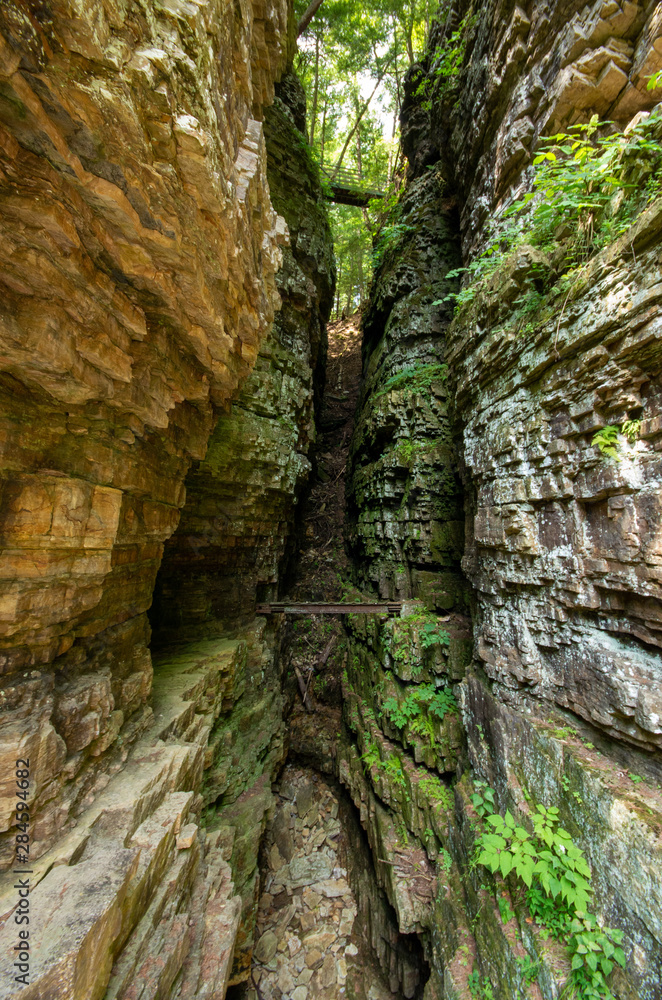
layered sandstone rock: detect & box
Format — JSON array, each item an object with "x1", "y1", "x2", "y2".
[
  {"x1": 0, "y1": 629, "x2": 279, "y2": 1000},
  {"x1": 150, "y1": 73, "x2": 334, "y2": 639},
  {"x1": 0, "y1": 3, "x2": 338, "y2": 993},
  {"x1": 0, "y1": 0, "x2": 290, "y2": 871}
]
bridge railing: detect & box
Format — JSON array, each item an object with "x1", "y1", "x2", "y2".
[{"x1": 321, "y1": 165, "x2": 386, "y2": 197}]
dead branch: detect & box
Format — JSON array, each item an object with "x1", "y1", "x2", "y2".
[
  {"x1": 294, "y1": 664, "x2": 313, "y2": 712},
  {"x1": 316, "y1": 635, "x2": 337, "y2": 672}
]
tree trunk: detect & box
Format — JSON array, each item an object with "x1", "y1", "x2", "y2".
[
  {"x1": 405, "y1": 5, "x2": 415, "y2": 64},
  {"x1": 345, "y1": 258, "x2": 355, "y2": 313},
  {"x1": 356, "y1": 106, "x2": 363, "y2": 179},
  {"x1": 357, "y1": 247, "x2": 364, "y2": 307},
  {"x1": 297, "y1": 0, "x2": 325, "y2": 36},
  {"x1": 309, "y1": 32, "x2": 320, "y2": 146},
  {"x1": 388, "y1": 20, "x2": 401, "y2": 181},
  {"x1": 320, "y1": 95, "x2": 328, "y2": 167}
]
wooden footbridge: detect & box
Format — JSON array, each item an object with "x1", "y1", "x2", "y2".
[
  {"x1": 256, "y1": 601, "x2": 402, "y2": 616},
  {"x1": 322, "y1": 166, "x2": 385, "y2": 207}
]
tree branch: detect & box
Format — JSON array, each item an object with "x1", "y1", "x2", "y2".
[
  {"x1": 297, "y1": 0, "x2": 325, "y2": 36},
  {"x1": 330, "y1": 57, "x2": 393, "y2": 180}
]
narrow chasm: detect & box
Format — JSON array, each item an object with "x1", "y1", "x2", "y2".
[
  {"x1": 238, "y1": 310, "x2": 438, "y2": 1000},
  {"x1": 4, "y1": 3, "x2": 662, "y2": 999},
  {"x1": 143, "y1": 48, "x2": 472, "y2": 1000}
]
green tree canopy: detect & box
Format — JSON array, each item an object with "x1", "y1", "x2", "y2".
[{"x1": 294, "y1": 0, "x2": 439, "y2": 317}]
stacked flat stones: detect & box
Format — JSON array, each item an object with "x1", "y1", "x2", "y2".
[{"x1": 250, "y1": 767, "x2": 360, "y2": 1000}]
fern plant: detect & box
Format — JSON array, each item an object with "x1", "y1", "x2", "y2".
[
  {"x1": 383, "y1": 753, "x2": 407, "y2": 787},
  {"x1": 591, "y1": 425, "x2": 621, "y2": 460},
  {"x1": 418, "y1": 774, "x2": 453, "y2": 810},
  {"x1": 592, "y1": 419, "x2": 641, "y2": 460},
  {"x1": 360, "y1": 741, "x2": 381, "y2": 772},
  {"x1": 382, "y1": 684, "x2": 457, "y2": 734}
]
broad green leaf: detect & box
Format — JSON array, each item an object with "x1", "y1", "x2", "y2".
[
  {"x1": 483, "y1": 834, "x2": 507, "y2": 849},
  {"x1": 601, "y1": 958, "x2": 613, "y2": 976},
  {"x1": 520, "y1": 862, "x2": 534, "y2": 888},
  {"x1": 500, "y1": 852, "x2": 514, "y2": 878}
]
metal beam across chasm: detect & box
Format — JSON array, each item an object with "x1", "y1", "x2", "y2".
[{"x1": 256, "y1": 602, "x2": 402, "y2": 615}]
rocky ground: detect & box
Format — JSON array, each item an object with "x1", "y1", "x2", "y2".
[{"x1": 245, "y1": 765, "x2": 396, "y2": 1000}]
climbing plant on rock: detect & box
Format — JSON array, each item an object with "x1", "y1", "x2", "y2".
[{"x1": 475, "y1": 796, "x2": 626, "y2": 999}]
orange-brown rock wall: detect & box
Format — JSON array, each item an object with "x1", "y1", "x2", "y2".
[{"x1": 0, "y1": 0, "x2": 291, "y2": 870}]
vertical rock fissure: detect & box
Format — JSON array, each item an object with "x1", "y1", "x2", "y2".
[
  {"x1": 243, "y1": 302, "x2": 437, "y2": 1000},
  {"x1": 245, "y1": 763, "x2": 431, "y2": 1000}
]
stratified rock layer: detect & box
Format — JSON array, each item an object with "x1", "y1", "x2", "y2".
[
  {"x1": 0, "y1": 0, "x2": 338, "y2": 997},
  {"x1": 404, "y1": 0, "x2": 662, "y2": 258},
  {"x1": 0, "y1": 630, "x2": 271, "y2": 1000},
  {"x1": 347, "y1": 2, "x2": 662, "y2": 998},
  {"x1": 347, "y1": 169, "x2": 466, "y2": 614},
  {"x1": 0, "y1": 0, "x2": 292, "y2": 872},
  {"x1": 150, "y1": 73, "x2": 334, "y2": 638}
]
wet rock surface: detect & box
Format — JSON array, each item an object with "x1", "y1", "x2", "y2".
[{"x1": 249, "y1": 764, "x2": 399, "y2": 1000}]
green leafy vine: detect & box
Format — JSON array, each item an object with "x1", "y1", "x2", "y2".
[{"x1": 474, "y1": 796, "x2": 626, "y2": 999}]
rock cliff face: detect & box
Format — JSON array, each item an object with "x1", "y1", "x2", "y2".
[
  {"x1": 0, "y1": 3, "x2": 334, "y2": 999},
  {"x1": 150, "y1": 74, "x2": 334, "y2": 639},
  {"x1": 2, "y1": 1, "x2": 662, "y2": 999},
  {"x1": 0, "y1": 0, "x2": 291, "y2": 871},
  {"x1": 347, "y1": 169, "x2": 467, "y2": 614},
  {"x1": 345, "y1": 2, "x2": 662, "y2": 999}
]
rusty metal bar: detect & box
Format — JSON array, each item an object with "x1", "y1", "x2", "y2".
[{"x1": 256, "y1": 602, "x2": 402, "y2": 616}]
